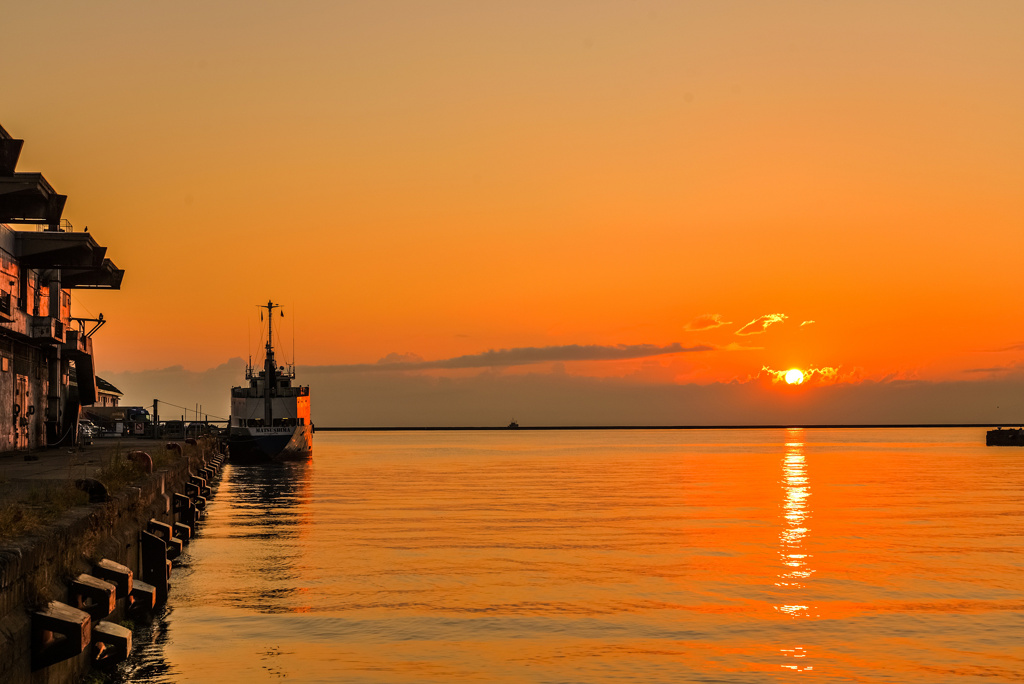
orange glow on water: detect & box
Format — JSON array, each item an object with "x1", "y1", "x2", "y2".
[{"x1": 136, "y1": 430, "x2": 1024, "y2": 681}]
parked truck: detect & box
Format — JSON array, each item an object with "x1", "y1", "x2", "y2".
[{"x1": 81, "y1": 406, "x2": 151, "y2": 436}]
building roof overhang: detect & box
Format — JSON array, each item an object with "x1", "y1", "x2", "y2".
[
  {"x1": 0, "y1": 137, "x2": 24, "y2": 177},
  {"x1": 15, "y1": 230, "x2": 107, "y2": 268},
  {"x1": 0, "y1": 173, "x2": 67, "y2": 226},
  {"x1": 61, "y1": 259, "x2": 124, "y2": 290}
]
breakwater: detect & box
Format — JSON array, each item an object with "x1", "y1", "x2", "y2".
[{"x1": 0, "y1": 439, "x2": 224, "y2": 683}]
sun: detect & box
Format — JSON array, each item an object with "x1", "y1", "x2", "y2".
[{"x1": 784, "y1": 369, "x2": 805, "y2": 385}]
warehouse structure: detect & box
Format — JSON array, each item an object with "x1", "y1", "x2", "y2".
[{"x1": 0, "y1": 123, "x2": 123, "y2": 450}]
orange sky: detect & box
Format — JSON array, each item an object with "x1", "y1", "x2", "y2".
[{"x1": 4, "y1": 1, "x2": 1024, "y2": 417}]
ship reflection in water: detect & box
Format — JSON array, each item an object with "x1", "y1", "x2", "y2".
[
  {"x1": 213, "y1": 461, "x2": 315, "y2": 614},
  {"x1": 113, "y1": 430, "x2": 1024, "y2": 683}
]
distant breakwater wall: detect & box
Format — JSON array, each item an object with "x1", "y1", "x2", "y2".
[
  {"x1": 0, "y1": 440, "x2": 224, "y2": 683},
  {"x1": 318, "y1": 423, "x2": 1019, "y2": 431}
]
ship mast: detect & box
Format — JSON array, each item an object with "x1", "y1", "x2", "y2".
[{"x1": 263, "y1": 300, "x2": 280, "y2": 426}]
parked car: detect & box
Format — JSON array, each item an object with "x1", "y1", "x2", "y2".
[
  {"x1": 78, "y1": 419, "x2": 97, "y2": 444},
  {"x1": 186, "y1": 422, "x2": 212, "y2": 437}
]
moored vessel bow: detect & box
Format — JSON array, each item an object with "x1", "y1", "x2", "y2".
[{"x1": 228, "y1": 301, "x2": 312, "y2": 462}]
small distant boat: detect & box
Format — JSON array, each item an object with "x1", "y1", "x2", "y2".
[
  {"x1": 986, "y1": 427, "x2": 1024, "y2": 447},
  {"x1": 227, "y1": 301, "x2": 312, "y2": 462},
  {"x1": 507, "y1": 420, "x2": 519, "y2": 429}
]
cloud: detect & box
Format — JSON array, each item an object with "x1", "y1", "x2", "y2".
[
  {"x1": 986, "y1": 343, "x2": 1024, "y2": 352},
  {"x1": 684, "y1": 314, "x2": 732, "y2": 331},
  {"x1": 761, "y1": 365, "x2": 841, "y2": 384},
  {"x1": 736, "y1": 313, "x2": 788, "y2": 336},
  {"x1": 806, "y1": 366, "x2": 839, "y2": 381},
  {"x1": 800, "y1": 320, "x2": 815, "y2": 327},
  {"x1": 963, "y1": 362, "x2": 1024, "y2": 375},
  {"x1": 101, "y1": 358, "x2": 1024, "y2": 427},
  {"x1": 318, "y1": 342, "x2": 715, "y2": 373},
  {"x1": 721, "y1": 342, "x2": 763, "y2": 352},
  {"x1": 377, "y1": 352, "x2": 424, "y2": 365}
]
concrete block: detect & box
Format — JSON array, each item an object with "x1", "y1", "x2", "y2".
[
  {"x1": 92, "y1": 620, "x2": 132, "y2": 666},
  {"x1": 139, "y1": 531, "x2": 168, "y2": 605},
  {"x1": 69, "y1": 574, "x2": 116, "y2": 620},
  {"x1": 92, "y1": 559, "x2": 132, "y2": 600},
  {"x1": 32, "y1": 600, "x2": 91, "y2": 670},
  {"x1": 172, "y1": 492, "x2": 191, "y2": 513},
  {"x1": 147, "y1": 519, "x2": 182, "y2": 559},
  {"x1": 129, "y1": 579, "x2": 156, "y2": 612}
]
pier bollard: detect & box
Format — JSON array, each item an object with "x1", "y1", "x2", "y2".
[
  {"x1": 31, "y1": 601, "x2": 91, "y2": 671},
  {"x1": 68, "y1": 574, "x2": 116, "y2": 620},
  {"x1": 91, "y1": 559, "x2": 132, "y2": 601},
  {"x1": 92, "y1": 621, "x2": 132, "y2": 666},
  {"x1": 140, "y1": 531, "x2": 169, "y2": 605},
  {"x1": 129, "y1": 579, "x2": 157, "y2": 613},
  {"x1": 127, "y1": 451, "x2": 153, "y2": 474},
  {"x1": 74, "y1": 478, "x2": 109, "y2": 503}
]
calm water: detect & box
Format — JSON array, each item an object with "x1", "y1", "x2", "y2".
[{"x1": 116, "y1": 429, "x2": 1023, "y2": 683}]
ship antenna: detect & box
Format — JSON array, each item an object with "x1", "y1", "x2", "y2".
[{"x1": 262, "y1": 300, "x2": 281, "y2": 427}]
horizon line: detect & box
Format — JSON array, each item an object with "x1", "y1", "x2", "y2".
[{"x1": 317, "y1": 423, "x2": 1019, "y2": 432}]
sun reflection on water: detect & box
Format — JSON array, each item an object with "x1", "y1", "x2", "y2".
[
  {"x1": 776, "y1": 432, "x2": 815, "y2": 596},
  {"x1": 776, "y1": 429, "x2": 817, "y2": 670}
]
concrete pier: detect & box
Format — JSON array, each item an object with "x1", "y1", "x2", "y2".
[{"x1": 0, "y1": 436, "x2": 224, "y2": 683}]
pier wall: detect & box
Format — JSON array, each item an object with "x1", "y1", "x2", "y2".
[{"x1": 0, "y1": 444, "x2": 219, "y2": 683}]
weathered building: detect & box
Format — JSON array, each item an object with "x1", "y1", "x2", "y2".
[
  {"x1": 0, "y1": 124, "x2": 123, "y2": 451},
  {"x1": 96, "y1": 377, "x2": 122, "y2": 408}
]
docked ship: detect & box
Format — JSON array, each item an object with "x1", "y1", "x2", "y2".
[
  {"x1": 986, "y1": 427, "x2": 1024, "y2": 447},
  {"x1": 228, "y1": 301, "x2": 312, "y2": 462}
]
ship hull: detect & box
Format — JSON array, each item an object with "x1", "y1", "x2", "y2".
[
  {"x1": 228, "y1": 425, "x2": 313, "y2": 463},
  {"x1": 986, "y1": 428, "x2": 1024, "y2": 447}
]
